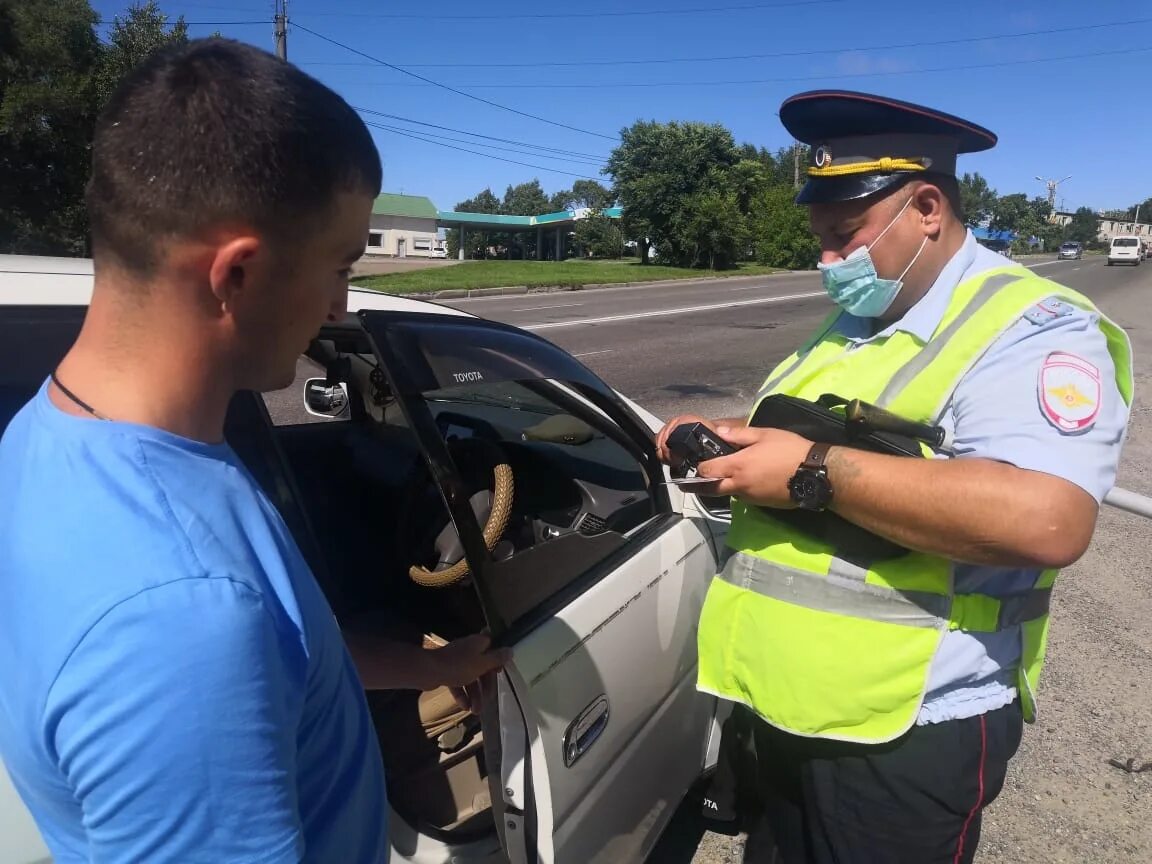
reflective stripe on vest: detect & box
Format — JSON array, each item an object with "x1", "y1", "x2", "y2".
[
  {"x1": 697, "y1": 266, "x2": 1134, "y2": 744},
  {"x1": 714, "y1": 551, "x2": 1052, "y2": 632}
]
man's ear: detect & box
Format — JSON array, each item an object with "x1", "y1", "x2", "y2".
[
  {"x1": 208, "y1": 234, "x2": 270, "y2": 316},
  {"x1": 912, "y1": 182, "x2": 946, "y2": 239}
]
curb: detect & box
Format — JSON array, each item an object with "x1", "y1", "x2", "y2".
[{"x1": 359, "y1": 269, "x2": 797, "y2": 301}]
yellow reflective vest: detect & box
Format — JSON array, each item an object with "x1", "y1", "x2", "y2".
[{"x1": 696, "y1": 266, "x2": 1133, "y2": 744}]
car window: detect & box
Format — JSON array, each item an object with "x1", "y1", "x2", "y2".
[
  {"x1": 1114, "y1": 238, "x2": 1139, "y2": 247},
  {"x1": 418, "y1": 378, "x2": 663, "y2": 629}
]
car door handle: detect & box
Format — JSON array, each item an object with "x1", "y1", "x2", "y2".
[{"x1": 564, "y1": 695, "x2": 610, "y2": 767}]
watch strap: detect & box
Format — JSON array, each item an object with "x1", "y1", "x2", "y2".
[{"x1": 801, "y1": 442, "x2": 833, "y2": 470}]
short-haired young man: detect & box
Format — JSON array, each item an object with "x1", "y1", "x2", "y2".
[{"x1": 0, "y1": 38, "x2": 506, "y2": 863}]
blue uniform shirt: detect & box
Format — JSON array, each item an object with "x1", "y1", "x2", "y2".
[
  {"x1": 0, "y1": 382, "x2": 388, "y2": 862},
  {"x1": 835, "y1": 231, "x2": 1130, "y2": 724}
]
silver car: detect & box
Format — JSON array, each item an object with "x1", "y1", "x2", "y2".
[{"x1": 0, "y1": 255, "x2": 732, "y2": 864}]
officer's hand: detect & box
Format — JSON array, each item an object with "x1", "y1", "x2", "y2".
[
  {"x1": 694, "y1": 426, "x2": 813, "y2": 508},
  {"x1": 655, "y1": 414, "x2": 717, "y2": 465}
]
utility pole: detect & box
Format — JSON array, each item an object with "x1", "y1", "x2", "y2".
[
  {"x1": 274, "y1": 0, "x2": 288, "y2": 61},
  {"x1": 793, "y1": 140, "x2": 801, "y2": 189}
]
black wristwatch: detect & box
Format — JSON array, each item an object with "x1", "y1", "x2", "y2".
[{"x1": 787, "y1": 442, "x2": 834, "y2": 511}]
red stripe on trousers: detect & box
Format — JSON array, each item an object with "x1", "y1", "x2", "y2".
[{"x1": 953, "y1": 714, "x2": 988, "y2": 864}]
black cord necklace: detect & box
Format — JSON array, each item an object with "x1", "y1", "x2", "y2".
[{"x1": 50, "y1": 371, "x2": 111, "y2": 421}]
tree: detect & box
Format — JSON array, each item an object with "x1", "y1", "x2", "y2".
[
  {"x1": 749, "y1": 184, "x2": 820, "y2": 270},
  {"x1": 0, "y1": 0, "x2": 101, "y2": 256},
  {"x1": 1122, "y1": 197, "x2": 1152, "y2": 223},
  {"x1": 502, "y1": 180, "x2": 550, "y2": 258},
  {"x1": 445, "y1": 188, "x2": 501, "y2": 259},
  {"x1": 552, "y1": 179, "x2": 615, "y2": 212},
  {"x1": 684, "y1": 191, "x2": 747, "y2": 270},
  {"x1": 729, "y1": 159, "x2": 770, "y2": 215},
  {"x1": 605, "y1": 120, "x2": 741, "y2": 268},
  {"x1": 502, "y1": 179, "x2": 550, "y2": 217},
  {"x1": 573, "y1": 211, "x2": 624, "y2": 259},
  {"x1": 770, "y1": 143, "x2": 809, "y2": 188},
  {"x1": 958, "y1": 172, "x2": 997, "y2": 227},
  {"x1": 1065, "y1": 207, "x2": 1101, "y2": 246},
  {"x1": 1, "y1": 0, "x2": 199, "y2": 256},
  {"x1": 96, "y1": 1, "x2": 189, "y2": 108},
  {"x1": 990, "y1": 193, "x2": 1029, "y2": 234}
]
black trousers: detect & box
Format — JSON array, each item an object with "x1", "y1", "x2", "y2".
[{"x1": 737, "y1": 702, "x2": 1024, "y2": 864}]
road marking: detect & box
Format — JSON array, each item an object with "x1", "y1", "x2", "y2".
[
  {"x1": 1073, "y1": 267, "x2": 1082, "y2": 271},
  {"x1": 1026, "y1": 261, "x2": 1065, "y2": 269},
  {"x1": 511, "y1": 302, "x2": 583, "y2": 311},
  {"x1": 523, "y1": 291, "x2": 826, "y2": 331},
  {"x1": 574, "y1": 349, "x2": 613, "y2": 357}
]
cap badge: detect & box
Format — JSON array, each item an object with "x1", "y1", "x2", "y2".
[{"x1": 814, "y1": 145, "x2": 832, "y2": 168}]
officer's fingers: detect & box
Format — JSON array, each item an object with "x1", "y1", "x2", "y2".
[
  {"x1": 658, "y1": 414, "x2": 696, "y2": 442},
  {"x1": 656, "y1": 415, "x2": 702, "y2": 457},
  {"x1": 713, "y1": 425, "x2": 766, "y2": 448}
]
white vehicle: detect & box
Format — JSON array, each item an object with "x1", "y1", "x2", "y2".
[
  {"x1": 1107, "y1": 235, "x2": 1142, "y2": 266},
  {"x1": 0, "y1": 254, "x2": 733, "y2": 864}
]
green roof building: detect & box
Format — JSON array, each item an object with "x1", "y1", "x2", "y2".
[{"x1": 367, "y1": 193, "x2": 446, "y2": 259}]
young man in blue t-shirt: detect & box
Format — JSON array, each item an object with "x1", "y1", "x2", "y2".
[{"x1": 0, "y1": 39, "x2": 507, "y2": 863}]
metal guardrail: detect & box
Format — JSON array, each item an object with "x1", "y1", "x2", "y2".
[{"x1": 1104, "y1": 487, "x2": 1152, "y2": 520}]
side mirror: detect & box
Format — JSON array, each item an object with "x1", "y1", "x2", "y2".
[{"x1": 303, "y1": 378, "x2": 350, "y2": 419}]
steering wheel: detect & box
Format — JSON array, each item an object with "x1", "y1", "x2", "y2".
[{"x1": 408, "y1": 437, "x2": 516, "y2": 588}]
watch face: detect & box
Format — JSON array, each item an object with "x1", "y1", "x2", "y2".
[{"x1": 789, "y1": 469, "x2": 832, "y2": 509}]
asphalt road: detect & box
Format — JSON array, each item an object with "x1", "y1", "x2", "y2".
[{"x1": 447, "y1": 256, "x2": 1134, "y2": 424}]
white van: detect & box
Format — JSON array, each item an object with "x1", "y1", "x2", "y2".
[{"x1": 1107, "y1": 235, "x2": 1142, "y2": 266}]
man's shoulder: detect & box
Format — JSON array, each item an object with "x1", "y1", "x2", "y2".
[{"x1": 0, "y1": 399, "x2": 296, "y2": 661}]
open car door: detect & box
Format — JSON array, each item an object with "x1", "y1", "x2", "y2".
[{"x1": 359, "y1": 310, "x2": 723, "y2": 863}]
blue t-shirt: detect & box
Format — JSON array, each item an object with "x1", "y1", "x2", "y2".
[{"x1": 0, "y1": 382, "x2": 387, "y2": 863}]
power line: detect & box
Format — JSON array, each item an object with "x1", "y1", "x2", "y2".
[
  {"x1": 96, "y1": 19, "x2": 270, "y2": 25},
  {"x1": 365, "y1": 121, "x2": 607, "y2": 166},
  {"x1": 292, "y1": 0, "x2": 843, "y2": 21},
  {"x1": 292, "y1": 22, "x2": 618, "y2": 140},
  {"x1": 353, "y1": 107, "x2": 610, "y2": 161},
  {"x1": 344, "y1": 43, "x2": 1152, "y2": 89},
  {"x1": 299, "y1": 16, "x2": 1152, "y2": 69},
  {"x1": 363, "y1": 122, "x2": 606, "y2": 179}
]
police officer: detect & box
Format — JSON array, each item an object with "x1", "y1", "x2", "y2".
[{"x1": 656, "y1": 90, "x2": 1133, "y2": 863}]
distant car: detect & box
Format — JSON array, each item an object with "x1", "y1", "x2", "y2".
[
  {"x1": 978, "y1": 238, "x2": 1014, "y2": 260},
  {"x1": 0, "y1": 254, "x2": 733, "y2": 864},
  {"x1": 1058, "y1": 242, "x2": 1083, "y2": 260},
  {"x1": 1107, "y1": 235, "x2": 1142, "y2": 266}
]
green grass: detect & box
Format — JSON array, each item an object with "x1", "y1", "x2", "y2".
[{"x1": 352, "y1": 259, "x2": 786, "y2": 294}]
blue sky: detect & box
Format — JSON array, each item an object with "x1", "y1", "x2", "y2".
[{"x1": 92, "y1": 0, "x2": 1152, "y2": 215}]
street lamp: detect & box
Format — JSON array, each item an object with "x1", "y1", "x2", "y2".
[{"x1": 1035, "y1": 175, "x2": 1072, "y2": 212}]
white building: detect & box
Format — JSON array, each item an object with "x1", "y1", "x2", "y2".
[
  {"x1": 365, "y1": 193, "x2": 446, "y2": 258},
  {"x1": 1051, "y1": 211, "x2": 1152, "y2": 242}
]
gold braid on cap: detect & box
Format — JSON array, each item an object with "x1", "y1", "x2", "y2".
[{"x1": 808, "y1": 156, "x2": 928, "y2": 177}]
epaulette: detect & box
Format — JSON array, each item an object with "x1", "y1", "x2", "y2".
[{"x1": 1023, "y1": 297, "x2": 1076, "y2": 326}]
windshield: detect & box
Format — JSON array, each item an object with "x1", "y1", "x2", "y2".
[
  {"x1": 1061, "y1": 243, "x2": 1078, "y2": 249},
  {"x1": 425, "y1": 380, "x2": 561, "y2": 416}
]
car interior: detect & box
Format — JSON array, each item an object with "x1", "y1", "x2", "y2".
[{"x1": 234, "y1": 324, "x2": 664, "y2": 844}]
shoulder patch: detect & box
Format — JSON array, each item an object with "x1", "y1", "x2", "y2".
[
  {"x1": 1038, "y1": 351, "x2": 1101, "y2": 434},
  {"x1": 1023, "y1": 298, "x2": 1076, "y2": 326}
]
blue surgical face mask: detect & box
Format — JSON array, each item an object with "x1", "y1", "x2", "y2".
[{"x1": 817, "y1": 194, "x2": 928, "y2": 318}]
